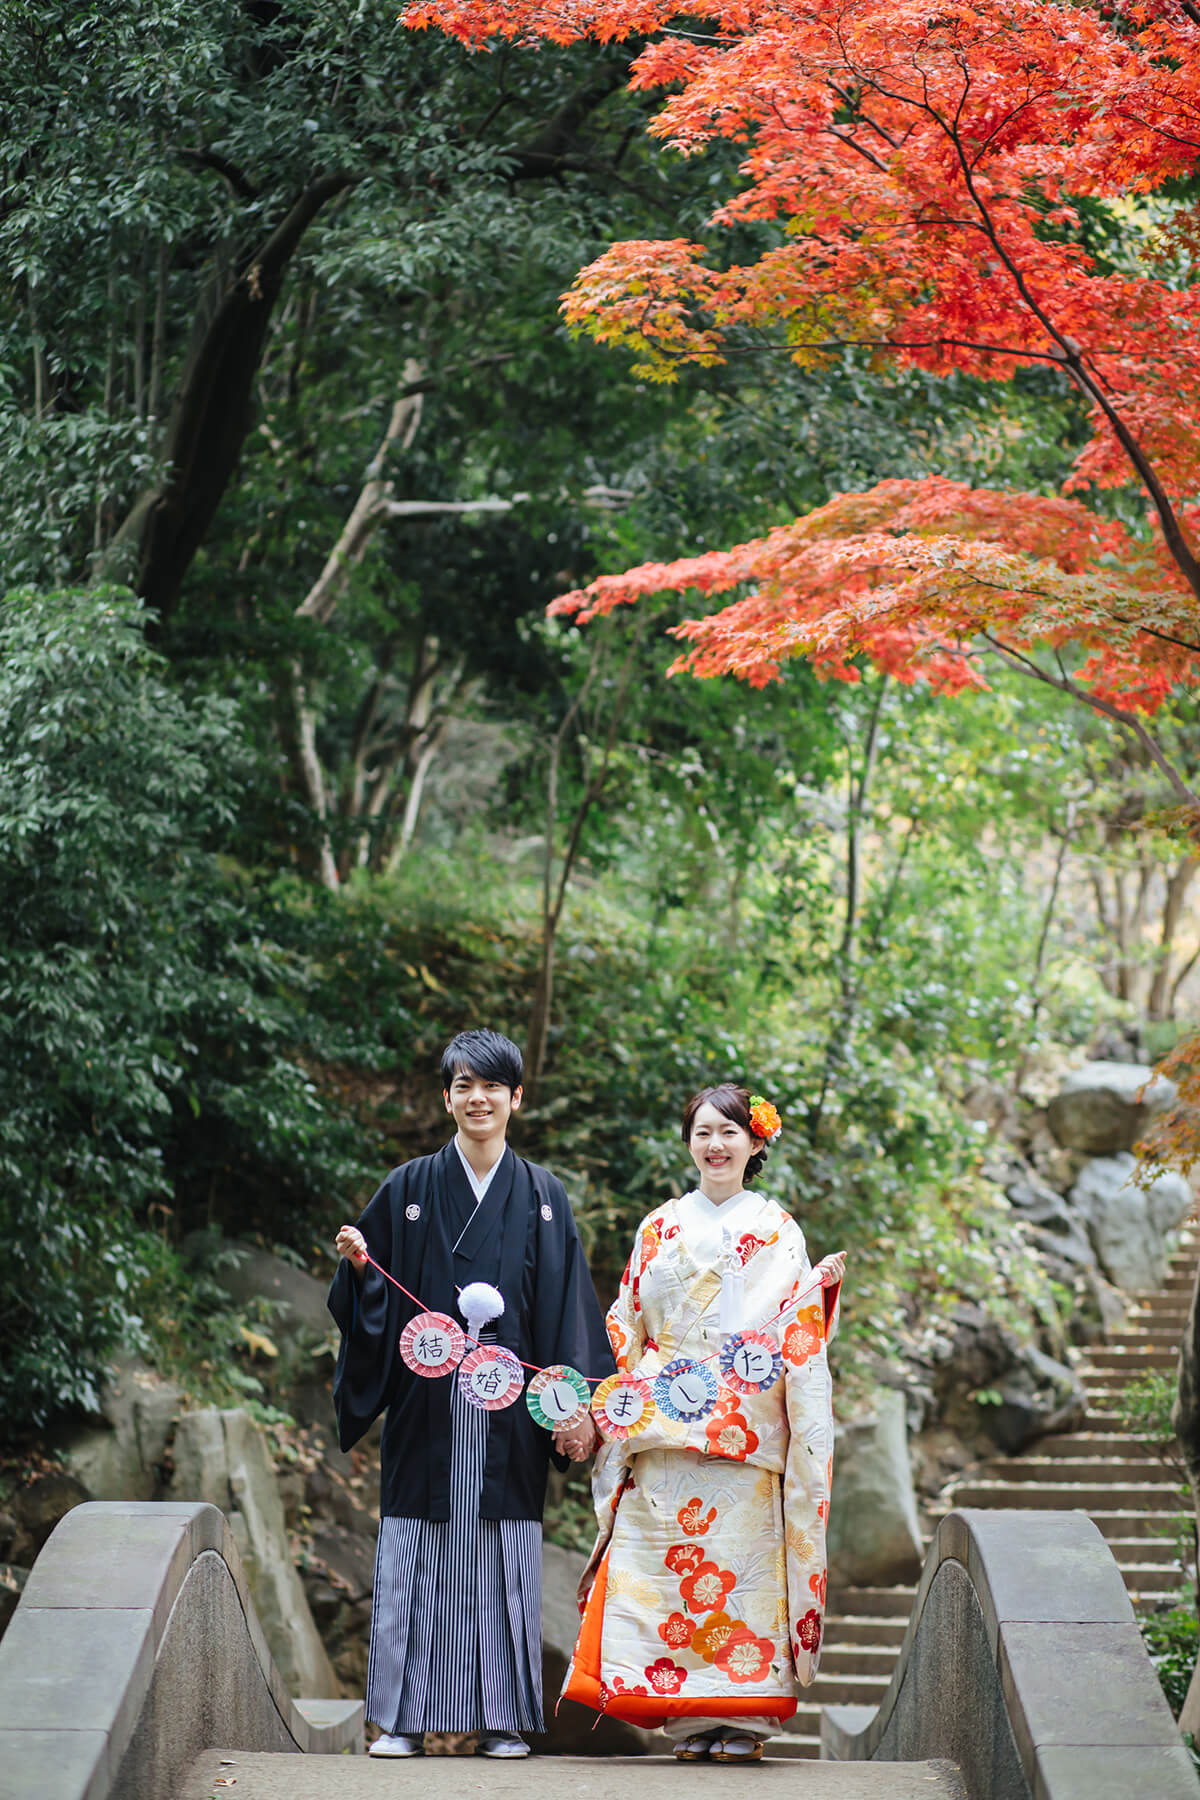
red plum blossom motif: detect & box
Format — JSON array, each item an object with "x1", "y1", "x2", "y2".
[
  {"x1": 714, "y1": 1628, "x2": 774, "y2": 1684},
  {"x1": 808, "y1": 1569, "x2": 827, "y2": 1606},
  {"x1": 678, "y1": 1496, "x2": 717, "y2": 1536},
  {"x1": 644, "y1": 1657, "x2": 687, "y2": 1695},
  {"x1": 705, "y1": 1409, "x2": 759, "y2": 1460},
  {"x1": 639, "y1": 1217, "x2": 664, "y2": 1275},
  {"x1": 680, "y1": 1560, "x2": 737, "y2": 1614},
  {"x1": 664, "y1": 1543, "x2": 705, "y2": 1577},
  {"x1": 796, "y1": 1609, "x2": 823, "y2": 1653},
  {"x1": 734, "y1": 1232, "x2": 767, "y2": 1267},
  {"x1": 658, "y1": 1611, "x2": 694, "y2": 1649},
  {"x1": 783, "y1": 1318, "x2": 822, "y2": 1367}
]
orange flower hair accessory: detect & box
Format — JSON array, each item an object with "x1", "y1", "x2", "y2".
[{"x1": 748, "y1": 1095, "x2": 782, "y2": 1144}]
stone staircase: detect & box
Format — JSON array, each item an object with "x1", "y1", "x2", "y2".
[{"x1": 780, "y1": 1230, "x2": 1197, "y2": 1759}]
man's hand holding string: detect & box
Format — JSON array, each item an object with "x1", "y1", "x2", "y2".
[{"x1": 335, "y1": 1225, "x2": 369, "y2": 1273}]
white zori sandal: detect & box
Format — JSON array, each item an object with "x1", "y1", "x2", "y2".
[
  {"x1": 673, "y1": 1732, "x2": 717, "y2": 1761},
  {"x1": 710, "y1": 1733, "x2": 765, "y2": 1762}
]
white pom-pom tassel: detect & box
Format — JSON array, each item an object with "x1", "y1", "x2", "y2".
[{"x1": 458, "y1": 1280, "x2": 505, "y2": 1342}]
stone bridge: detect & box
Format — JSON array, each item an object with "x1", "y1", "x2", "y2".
[{"x1": 0, "y1": 1499, "x2": 1195, "y2": 1800}]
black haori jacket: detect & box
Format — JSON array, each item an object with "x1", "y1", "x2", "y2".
[{"x1": 327, "y1": 1141, "x2": 614, "y2": 1522}]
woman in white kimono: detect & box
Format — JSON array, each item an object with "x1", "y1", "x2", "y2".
[{"x1": 563, "y1": 1084, "x2": 845, "y2": 1762}]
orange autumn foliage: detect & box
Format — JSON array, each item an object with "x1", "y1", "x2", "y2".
[{"x1": 405, "y1": 0, "x2": 1200, "y2": 720}]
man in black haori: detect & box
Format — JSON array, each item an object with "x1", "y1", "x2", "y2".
[{"x1": 329, "y1": 1029, "x2": 613, "y2": 1759}]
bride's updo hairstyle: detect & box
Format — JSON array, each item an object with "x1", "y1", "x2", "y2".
[{"x1": 682, "y1": 1083, "x2": 769, "y2": 1184}]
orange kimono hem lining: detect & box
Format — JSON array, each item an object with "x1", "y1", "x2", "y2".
[{"x1": 562, "y1": 1544, "x2": 797, "y2": 1728}]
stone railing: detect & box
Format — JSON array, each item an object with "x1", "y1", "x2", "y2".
[
  {"x1": 822, "y1": 1507, "x2": 1197, "y2": 1799},
  {"x1": 0, "y1": 1500, "x2": 361, "y2": 1800}
]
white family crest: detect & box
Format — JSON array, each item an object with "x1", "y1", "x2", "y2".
[
  {"x1": 540, "y1": 1203, "x2": 553, "y2": 1222},
  {"x1": 405, "y1": 1203, "x2": 421, "y2": 1221}
]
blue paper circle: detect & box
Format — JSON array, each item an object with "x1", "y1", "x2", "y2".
[
  {"x1": 719, "y1": 1330, "x2": 783, "y2": 1394},
  {"x1": 653, "y1": 1358, "x2": 719, "y2": 1422}
]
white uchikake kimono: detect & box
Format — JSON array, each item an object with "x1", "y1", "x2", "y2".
[{"x1": 563, "y1": 1190, "x2": 840, "y2": 1734}]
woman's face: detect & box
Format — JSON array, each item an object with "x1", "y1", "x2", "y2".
[{"x1": 688, "y1": 1100, "x2": 756, "y2": 1192}]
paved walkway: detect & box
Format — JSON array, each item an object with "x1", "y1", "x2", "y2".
[{"x1": 181, "y1": 1751, "x2": 966, "y2": 1799}]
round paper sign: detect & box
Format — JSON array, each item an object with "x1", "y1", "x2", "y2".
[
  {"x1": 526, "y1": 1364, "x2": 591, "y2": 1431},
  {"x1": 458, "y1": 1345, "x2": 524, "y2": 1411},
  {"x1": 653, "y1": 1358, "x2": 719, "y2": 1424},
  {"x1": 720, "y1": 1329, "x2": 783, "y2": 1395},
  {"x1": 591, "y1": 1373, "x2": 655, "y2": 1441},
  {"x1": 399, "y1": 1311, "x2": 466, "y2": 1378}
]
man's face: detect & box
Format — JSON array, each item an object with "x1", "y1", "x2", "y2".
[{"x1": 444, "y1": 1066, "x2": 521, "y2": 1141}]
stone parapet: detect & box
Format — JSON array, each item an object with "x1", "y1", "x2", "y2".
[{"x1": 0, "y1": 1500, "x2": 361, "y2": 1800}]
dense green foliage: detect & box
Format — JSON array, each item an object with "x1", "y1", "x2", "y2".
[
  {"x1": 1, "y1": 3, "x2": 1194, "y2": 1456},
  {"x1": 0, "y1": 589, "x2": 375, "y2": 1429}
]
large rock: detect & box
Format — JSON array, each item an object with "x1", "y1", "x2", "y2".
[
  {"x1": 7, "y1": 1471, "x2": 89, "y2": 1564},
  {"x1": 533, "y1": 1540, "x2": 656, "y2": 1754},
  {"x1": 52, "y1": 1355, "x2": 183, "y2": 1502},
  {"x1": 1068, "y1": 1153, "x2": 1193, "y2": 1292},
  {"x1": 927, "y1": 1305, "x2": 1085, "y2": 1455},
  {"x1": 183, "y1": 1235, "x2": 336, "y2": 1423},
  {"x1": 826, "y1": 1388, "x2": 924, "y2": 1588},
  {"x1": 170, "y1": 1407, "x2": 340, "y2": 1699},
  {"x1": 1047, "y1": 1061, "x2": 1177, "y2": 1155}
]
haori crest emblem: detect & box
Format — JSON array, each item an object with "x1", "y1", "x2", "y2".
[
  {"x1": 540, "y1": 1203, "x2": 553, "y2": 1221},
  {"x1": 405, "y1": 1203, "x2": 421, "y2": 1221}
]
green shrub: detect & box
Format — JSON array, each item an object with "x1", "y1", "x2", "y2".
[{"x1": 0, "y1": 588, "x2": 376, "y2": 1437}]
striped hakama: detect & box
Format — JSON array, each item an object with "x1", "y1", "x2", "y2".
[{"x1": 366, "y1": 1373, "x2": 545, "y2": 1735}]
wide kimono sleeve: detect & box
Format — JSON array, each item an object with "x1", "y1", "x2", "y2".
[
  {"x1": 327, "y1": 1171, "x2": 403, "y2": 1454},
  {"x1": 781, "y1": 1252, "x2": 841, "y2": 1687},
  {"x1": 586, "y1": 1217, "x2": 652, "y2": 1542}
]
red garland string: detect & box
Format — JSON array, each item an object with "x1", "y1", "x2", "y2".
[{"x1": 357, "y1": 1249, "x2": 841, "y2": 1387}]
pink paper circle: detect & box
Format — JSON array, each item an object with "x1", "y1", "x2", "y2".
[
  {"x1": 458, "y1": 1345, "x2": 524, "y2": 1411},
  {"x1": 399, "y1": 1311, "x2": 466, "y2": 1378}
]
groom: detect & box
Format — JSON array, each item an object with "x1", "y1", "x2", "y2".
[{"x1": 329, "y1": 1029, "x2": 612, "y2": 1759}]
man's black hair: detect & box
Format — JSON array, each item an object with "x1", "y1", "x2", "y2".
[{"x1": 440, "y1": 1029, "x2": 524, "y2": 1094}]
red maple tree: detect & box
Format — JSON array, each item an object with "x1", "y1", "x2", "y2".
[{"x1": 406, "y1": 0, "x2": 1200, "y2": 805}]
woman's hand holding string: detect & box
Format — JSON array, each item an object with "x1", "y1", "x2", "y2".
[
  {"x1": 335, "y1": 1225, "x2": 369, "y2": 1272},
  {"x1": 554, "y1": 1413, "x2": 601, "y2": 1464},
  {"x1": 813, "y1": 1250, "x2": 846, "y2": 1287}
]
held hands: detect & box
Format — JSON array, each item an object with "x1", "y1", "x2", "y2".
[
  {"x1": 335, "y1": 1225, "x2": 369, "y2": 1271},
  {"x1": 553, "y1": 1414, "x2": 601, "y2": 1464},
  {"x1": 813, "y1": 1250, "x2": 847, "y2": 1287}
]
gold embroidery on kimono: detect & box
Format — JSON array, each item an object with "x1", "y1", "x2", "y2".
[{"x1": 564, "y1": 1195, "x2": 840, "y2": 1727}]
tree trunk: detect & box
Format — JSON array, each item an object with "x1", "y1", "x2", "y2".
[
  {"x1": 111, "y1": 170, "x2": 359, "y2": 622},
  {"x1": 807, "y1": 676, "x2": 889, "y2": 1146},
  {"x1": 1148, "y1": 855, "x2": 1200, "y2": 1021}
]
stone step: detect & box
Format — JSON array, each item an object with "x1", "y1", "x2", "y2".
[
  {"x1": 1107, "y1": 1535, "x2": 1186, "y2": 1566},
  {"x1": 824, "y1": 1618, "x2": 909, "y2": 1647},
  {"x1": 819, "y1": 1645, "x2": 903, "y2": 1678},
  {"x1": 808, "y1": 1671, "x2": 892, "y2": 1706},
  {"x1": 1111, "y1": 1327, "x2": 1186, "y2": 1346},
  {"x1": 827, "y1": 1587, "x2": 916, "y2": 1618},
  {"x1": 951, "y1": 1482, "x2": 1181, "y2": 1510},
  {"x1": 765, "y1": 1734, "x2": 821, "y2": 1759},
  {"x1": 1122, "y1": 1563, "x2": 1186, "y2": 1593},
  {"x1": 183, "y1": 1750, "x2": 967, "y2": 1793},
  {"x1": 1081, "y1": 1410, "x2": 1129, "y2": 1429},
  {"x1": 1090, "y1": 1511, "x2": 1188, "y2": 1541},
  {"x1": 1034, "y1": 1433, "x2": 1157, "y2": 1455},
  {"x1": 1084, "y1": 1348, "x2": 1178, "y2": 1371},
  {"x1": 980, "y1": 1456, "x2": 1170, "y2": 1482}
]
